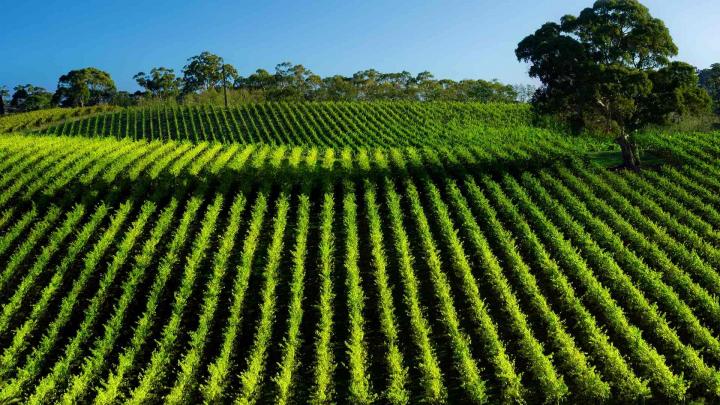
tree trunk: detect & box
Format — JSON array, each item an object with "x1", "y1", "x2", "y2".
[
  {"x1": 616, "y1": 131, "x2": 641, "y2": 171},
  {"x1": 0, "y1": 97, "x2": 4, "y2": 115}
]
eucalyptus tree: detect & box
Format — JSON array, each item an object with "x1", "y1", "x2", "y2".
[
  {"x1": 134, "y1": 67, "x2": 181, "y2": 100},
  {"x1": 52, "y1": 68, "x2": 116, "y2": 107},
  {"x1": 516, "y1": 0, "x2": 711, "y2": 169}
]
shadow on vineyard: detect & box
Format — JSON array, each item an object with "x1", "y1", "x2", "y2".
[
  {"x1": 4, "y1": 145, "x2": 587, "y2": 221},
  {"x1": 0, "y1": 109, "x2": 719, "y2": 403}
]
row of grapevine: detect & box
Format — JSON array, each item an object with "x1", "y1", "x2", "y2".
[
  {"x1": 94, "y1": 197, "x2": 204, "y2": 404},
  {"x1": 571, "y1": 166, "x2": 720, "y2": 332},
  {"x1": 310, "y1": 182, "x2": 337, "y2": 404},
  {"x1": 200, "y1": 191, "x2": 269, "y2": 402},
  {"x1": 60, "y1": 199, "x2": 179, "y2": 403},
  {"x1": 272, "y1": 191, "x2": 311, "y2": 404},
  {"x1": 476, "y1": 176, "x2": 650, "y2": 400},
  {"x1": 164, "y1": 193, "x2": 246, "y2": 403},
  {"x1": 498, "y1": 174, "x2": 686, "y2": 399},
  {"x1": 234, "y1": 193, "x2": 290, "y2": 403},
  {"x1": 382, "y1": 178, "x2": 446, "y2": 402},
  {"x1": 362, "y1": 180, "x2": 409, "y2": 404},
  {"x1": 127, "y1": 196, "x2": 223, "y2": 403}
]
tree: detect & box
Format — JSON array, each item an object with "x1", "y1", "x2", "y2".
[
  {"x1": 111, "y1": 91, "x2": 138, "y2": 107},
  {"x1": 229, "y1": 61, "x2": 521, "y2": 103},
  {"x1": 699, "y1": 64, "x2": 720, "y2": 112},
  {"x1": 352, "y1": 69, "x2": 382, "y2": 100},
  {"x1": 238, "y1": 69, "x2": 276, "y2": 92},
  {"x1": 513, "y1": 84, "x2": 537, "y2": 103},
  {"x1": 0, "y1": 86, "x2": 9, "y2": 115},
  {"x1": 9, "y1": 84, "x2": 52, "y2": 112},
  {"x1": 53, "y1": 68, "x2": 116, "y2": 107},
  {"x1": 134, "y1": 67, "x2": 181, "y2": 99},
  {"x1": 641, "y1": 62, "x2": 712, "y2": 122},
  {"x1": 414, "y1": 71, "x2": 440, "y2": 101},
  {"x1": 270, "y1": 62, "x2": 320, "y2": 100},
  {"x1": 464, "y1": 79, "x2": 518, "y2": 102},
  {"x1": 316, "y1": 75, "x2": 358, "y2": 100},
  {"x1": 516, "y1": 0, "x2": 711, "y2": 170},
  {"x1": 181, "y1": 51, "x2": 238, "y2": 94}
]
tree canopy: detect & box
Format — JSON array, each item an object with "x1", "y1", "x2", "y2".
[
  {"x1": 182, "y1": 52, "x2": 239, "y2": 94},
  {"x1": 134, "y1": 67, "x2": 181, "y2": 99},
  {"x1": 177, "y1": 53, "x2": 521, "y2": 103},
  {"x1": 52, "y1": 68, "x2": 116, "y2": 107},
  {"x1": 516, "y1": 0, "x2": 711, "y2": 169},
  {"x1": 9, "y1": 85, "x2": 52, "y2": 112},
  {"x1": 4, "y1": 49, "x2": 526, "y2": 112},
  {"x1": 234, "y1": 62, "x2": 520, "y2": 102}
]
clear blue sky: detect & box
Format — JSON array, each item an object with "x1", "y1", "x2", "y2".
[{"x1": 2, "y1": 0, "x2": 718, "y2": 92}]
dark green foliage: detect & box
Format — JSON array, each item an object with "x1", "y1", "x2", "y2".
[
  {"x1": 134, "y1": 68, "x2": 181, "y2": 100},
  {"x1": 52, "y1": 67, "x2": 117, "y2": 107},
  {"x1": 182, "y1": 52, "x2": 238, "y2": 94},
  {"x1": 516, "y1": 0, "x2": 711, "y2": 168},
  {"x1": 237, "y1": 64, "x2": 520, "y2": 102},
  {"x1": 9, "y1": 85, "x2": 53, "y2": 112},
  {"x1": 699, "y1": 64, "x2": 720, "y2": 113},
  {"x1": 642, "y1": 62, "x2": 712, "y2": 123}
]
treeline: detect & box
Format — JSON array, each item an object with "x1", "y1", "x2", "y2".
[
  {"x1": 0, "y1": 52, "x2": 534, "y2": 114},
  {"x1": 228, "y1": 62, "x2": 531, "y2": 103},
  {"x1": 3, "y1": 50, "x2": 717, "y2": 115}
]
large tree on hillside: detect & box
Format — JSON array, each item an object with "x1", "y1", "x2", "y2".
[
  {"x1": 53, "y1": 68, "x2": 116, "y2": 107},
  {"x1": 516, "y1": 0, "x2": 711, "y2": 170}
]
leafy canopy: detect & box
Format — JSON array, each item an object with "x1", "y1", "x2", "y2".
[
  {"x1": 10, "y1": 85, "x2": 52, "y2": 112},
  {"x1": 182, "y1": 51, "x2": 238, "y2": 93},
  {"x1": 53, "y1": 68, "x2": 116, "y2": 107},
  {"x1": 235, "y1": 63, "x2": 519, "y2": 102},
  {"x1": 516, "y1": 0, "x2": 710, "y2": 136},
  {"x1": 134, "y1": 67, "x2": 181, "y2": 99}
]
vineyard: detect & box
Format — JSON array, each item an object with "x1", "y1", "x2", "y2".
[
  {"x1": 0, "y1": 104, "x2": 720, "y2": 403},
  {"x1": 0, "y1": 106, "x2": 117, "y2": 134},
  {"x1": 28, "y1": 102, "x2": 534, "y2": 148}
]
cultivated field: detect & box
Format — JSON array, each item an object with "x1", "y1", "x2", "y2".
[
  {"x1": 28, "y1": 102, "x2": 533, "y2": 147},
  {"x1": 0, "y1": 103, "x2": 719, "y2": 403}
]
